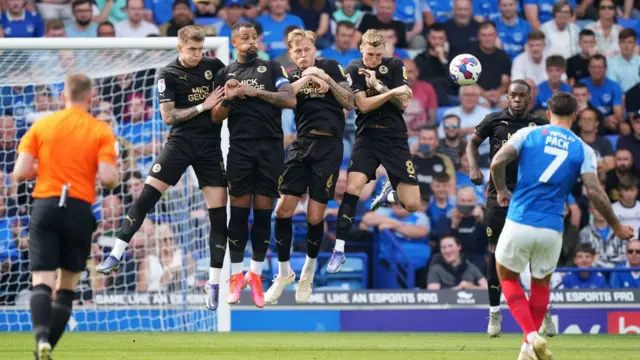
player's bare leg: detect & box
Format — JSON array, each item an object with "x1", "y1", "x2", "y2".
[
  {"x1": 267, "y1": 194, "x2": 300, "y2": 303},
  {"x1": 296, "y1": 199, "x2": 326, "y2": 303},
  {"x1": 227, "y1": 194, "x2": 252, "y2": 305},
  {"x1": 97, "y1": 176, "x2": 169, "y2": 274},
  {"x1": 497, "y1": 263, "x2": 552, "y2": 360},
  {"x1": 201, "y1": 186, "x2": 229, "y2": 311},
  {"x1": 330, "y1": 172, "x2": 368, "y2": 273},
  {"x1": 371, "y1": 182, "x2": 420, "y2": 212}
]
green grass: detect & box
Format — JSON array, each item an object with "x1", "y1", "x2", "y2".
[{"x1": 1, "y1": 333, "x2": 639, "y2": 360}]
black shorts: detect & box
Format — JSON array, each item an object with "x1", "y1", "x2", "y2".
[
  {"x1": 484, "y1": 206, "x2": 508, "y2": 245},
  {"x1": 280, "y1": 135, "x2": 343, "y2": 204},
  {"x1": 150, "y1": 135, "x2": 226, "y2": 188},
  {"x1": 227, "y1": 138, "x2": 285, "y2": 197},
  {"x1": 29, "y1": 198, "x2": 96, "y2": 273},
  {"x1": 348, "y1": 132, "x2": 418, "y2": 188}
]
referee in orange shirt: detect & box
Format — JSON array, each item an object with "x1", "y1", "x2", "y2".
[{"x1": 13, "y1": 73, "x2": 119, "y2": 360}]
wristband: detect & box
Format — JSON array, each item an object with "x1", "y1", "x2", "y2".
[
  {"x1": 222, "y1": 99, "x2": 232, "y2": 108},
  {"x1": 196, "y1": 104, "x2": 205, "y2": 113},
  {"x1": 374, "y1": 83, "x2": 384, "y2": 92}
]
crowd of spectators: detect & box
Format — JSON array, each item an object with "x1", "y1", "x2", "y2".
[{"x1": 0, "y1": 0, "x2": 640, "y2": 304}]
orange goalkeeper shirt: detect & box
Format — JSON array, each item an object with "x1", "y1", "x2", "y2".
[{"x1": 17, "y1": 106, "x2": 118, "y2": 204}]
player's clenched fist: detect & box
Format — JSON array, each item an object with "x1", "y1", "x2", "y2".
[
  {"x1": 392, "y1": 85, "x2": 413, "y2": 99},
  {"x1": 203, "y1": 86, "x2": 225, "y2": 110},
  {"x1": 613, "y1": 223, "x2": 635, "y2": 240},
  {"x1": 224, "y1": 79, "x2": 239, "y2": 100},
  {"x1": 309, "y1": 76, "x2": 329, "y2": 93},
  {"x1": 359, "y1": 68, "x2": 379, "y2": 89}
]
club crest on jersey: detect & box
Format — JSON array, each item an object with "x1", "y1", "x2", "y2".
[
  {"x1": 402, "y1": 66, "x2": 408, "y2": 80},
  {"x1": 157, "y1": 79, "x2": 166, "y2": 93},
  {"x1": 379, "y1": 65, "x2": 388, "y2": 74},
  {"x1": 487, "y1": 227, "x2": 492, "y2": 237},
  {"x1": 281, "y1": 66, "x2": 289, "y2": 78},
  {"x1": 529, "y1": 122, "x2": 537, "y2": 127},
  {"x1": 205, "y1": 70, "x2": 213, "y2": 80},
  {"x1": 152, "y1": 164, "x2": 161, "y2": 173},
  {"x1": 257, "y1": 66, "x2": 267, "y2": 73},
  {"x1": 339, "y1": 65, "x2": 346, "y2": 77}
]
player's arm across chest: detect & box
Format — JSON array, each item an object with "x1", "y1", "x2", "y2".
[
  {"x1": 237, "y1": 67, "x2": 296, "y2": 109},
  {"x1": 159, "y1": 73, "x2": 215, "y2": 125}
]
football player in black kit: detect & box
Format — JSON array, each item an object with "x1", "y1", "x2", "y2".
[
  {"x1": 327, "y1": 29, "x2": 418, "y2": 273},
  {"x1": 466, "y1": 79, "x2": 556, "y2": 338},
  {"x1": 263, "y1": 29, "x2": 355, "y2": 304},
  {"x1": 96, "y1": 26, "x2": 229, "y2": 312},
  {"x1": 212, "y1": 22, "x2": 296, "y2": 308}
]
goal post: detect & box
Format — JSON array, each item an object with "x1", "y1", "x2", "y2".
[{"x1": 0, "y1": 37, "x2": 231, "y2": 332}]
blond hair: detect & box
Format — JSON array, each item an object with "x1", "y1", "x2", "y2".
[
  {"x1": 361, "y1": 29, "x2": 385, "y2": 47},
  {"x1": 287, "y1": 29, "x2": 317, "y2": 49},
  {"x1": 64, "y1": 73, "x2": 93, "y2": 102},
  {"x1": 178, "y1": 25, "x2": 205, "y2": 43}
]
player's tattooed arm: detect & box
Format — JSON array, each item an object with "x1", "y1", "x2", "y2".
[
  {"x1": 582, "y1": 172, "x2": 622, "y2": 230},
  {"x1": 489, "y1": 143, "x2": 518, "y2": 194},
  {"x1": 378, "y1": 85, "x2": 409, "y2": 110},
  {"x1": 160, "y1": 102, "x2": 200, "y2": 125},
  {"x1": 244, "y1": 84, "x2": 297, "y2": 109},
  {"x1": 321, "y1": 76, "x2": 354, "y2": 110}
]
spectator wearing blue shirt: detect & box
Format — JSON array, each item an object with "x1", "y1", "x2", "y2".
[
  {"x1": 537, "y1": 55, "x2": 572, "y2": 109},
  {"x1": 473, "y1": 0, "x2": 500, "y2": 22},
  {"x1": 65, "y1": 0, "x2": 99, "y2": 38},
  {"x1": 495, "y1": 0, "x2": 531, "y2": 60},
  {"x1": 427, "y1": 173, "x2": 456, "y2": 232},
  {"x1": 360, "y1": 203, "x2": 431, "y2": 288},
  {"x1": 583, "y1": 54, "x2": 625, "y2": 135},
  {"x1": 456, "y1": 151, "x2": 486, "y2": 205},
  {"x1": 424, "y1": 0, "x2": 453, "y2": 25},
  {"x1": 145, "y1": 0, "x2": 195, "y2": 26},
  {"x1": 609, "y1": 240, "x2": 640, "y2": 288},
  {"x1": 0, "y1": 0, "x2": 44, "y2": 38},
  {"x1": 389, "y1": 0, "x2": 425, "y2": 48},
  {"x1": 562, "y1": 243, "x2": 608, "y2": 289},
  {"x1": 607, "y1": 28, "x2": 640, "y2": 93},
  {"x1": 317, "y1": 21, "x2": 360, "y2": 68},
  {"x1": 257, "y1": 0, "x2": 305, "y2": 59},
  {"x1": 524, "y1": 0, "x2": 576, "y2": 30},
  {"x1": 218, "y1": 0, "x2": 248, "y2": 48}
]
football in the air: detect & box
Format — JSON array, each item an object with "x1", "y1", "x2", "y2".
[{"x1": 449, "y1": 54, "x2": 482, "y2": 86}]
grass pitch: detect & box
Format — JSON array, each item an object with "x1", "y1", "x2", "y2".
[{"x1": 1, "y1": 332, "x2": 638, "y2": 360}]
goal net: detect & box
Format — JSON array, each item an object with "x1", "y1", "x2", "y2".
[{"x1": 0, "y1": 37, "x2": 231, "y2": 332}]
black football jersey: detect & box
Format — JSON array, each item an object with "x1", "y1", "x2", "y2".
[
  {"x1": 290, "y1": 59, "x2": 348, "y2": 138},
  {"x1": 214, "y1": 58, "x2": 290, "y2": 140},
  {"x1": 345, "y1": 56, "x2": 408, "y2": 136},
  {"x1": 474, "y1": 110, "x2": 549, "y2": 207},
  {"x1": 157, "y1": 57, "x2": 226, "y2": 138}
]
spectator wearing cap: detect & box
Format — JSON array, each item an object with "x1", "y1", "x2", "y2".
[
  {"x1": 495, "y1": 0, "x2": 531, "y2": 61},
  {"x1": 618, "y1": 115, "x2": 640, "y2": 174},
  {"x1": 115, "y1": 0, "x2": 159, "y2": 37},
  {"x1": 257, "y1": 0, "x2": 305, "y2": 59},
  {"x1": 0, "y1": 0, "x2": 44, "y2": 38},
  {"x1": 562, "y1": 243, "x2": 608, "y2": 289},
  {"x1": 160, "y1": 0, "x2": 215, "y2": 37},
  {"x1": 540, "y1": 1, "x2": 580, "y2": 59},
  {"x1": 64, "y1": 0, "x2": 98, "y2": 37},
  {"x1": 94, "y1": 0, "x2": 128, "y2": 24},
  {"x1": 609, "y1": 240, "x2": 640, "y2": 289},
  {"x1": 583, "y1": 54, "x2": 625, "y2": 135},
  {"x1": 607, "y1": 29, "x2": 640, "y2": 93},
  {"x1": 357, "y1": 0, "x2": 409, "y2": 49},
  {"x1": 318, "y1": 21, "x2": 360, "y2": 68}
]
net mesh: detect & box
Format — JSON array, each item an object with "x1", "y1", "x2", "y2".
[{"x1": 0, "y1": 48, "x2": 219, "y2": 332}]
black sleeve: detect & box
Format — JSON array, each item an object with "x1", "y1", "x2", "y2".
[
  {"x1": 326, "y1": 59, "x2": 347, "y2": 84},
  {"x1": 346, "y1": 62, "x2": 366, "y2": 93},
  {"x1": 390, "y1": 58, "x2": 409, "y2": 89},
  {"x1": 214, "y1": 67, "x2": 226, "y2": 90},
  {"x1": 269, "y1": 60, "x2": 291, "y2": 89},
  {"x1": 474, "y1": 114, "x2": 495, "y2": 139},
  {"x1": 157, "y1": 69, "x2": 175, "y2": 104}
]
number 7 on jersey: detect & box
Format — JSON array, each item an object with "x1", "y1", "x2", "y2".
[{"x1": 539, "y1": 146, "x2": 568, "y2": 183}]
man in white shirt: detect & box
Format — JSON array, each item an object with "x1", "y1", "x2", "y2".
[
  {"x1": 607, "y1": 28, "x2": 640, "y2": 93},
  {"x1": 511, "y1": 30, "x2": 550, "y2": 84},
  {"x1": 114, "y1": 0, "x2": 159, "y2": 37},
  {"x1": 540, "y1": 1, "x2": 580, "y2": 59}
]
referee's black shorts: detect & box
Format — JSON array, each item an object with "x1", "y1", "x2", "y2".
[
  {"x1": 29, "y1": 197, "x2": 96, "y2": 273},
  {"x1": 484, "y1": 205, "x2": 509, "y2": 246},
  {"x1": 149, "y1": 135, "x2": 227, "y2": 189}
]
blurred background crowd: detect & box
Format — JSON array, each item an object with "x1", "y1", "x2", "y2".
[{"x1": 0, "y1": 0, "x2": 640, "y2": 306}]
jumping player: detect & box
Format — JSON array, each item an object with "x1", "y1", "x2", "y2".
[
  {"x1": 15, "y1": 73, "x2": 119, "y2": 359},
  {"x1": 96, "y1": 26, "x2": 228, "y2": 312},
  {"x1": 490, "y1": 92, "x2": 634, "y2": 359},
  {"x1": 212, "y1": 22, "x2": 296, "y2": 308},
  {"x1": 327, "y1": 29, "x2": 417, "y2": 272},
  {"x1": 264, "y1": 29, "x2": 354, "y2": 304},
  {"x1": 465, "y1": 80, "x2": 555, "y2": 337}
]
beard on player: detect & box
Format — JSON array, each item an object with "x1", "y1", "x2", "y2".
[
  {"x1": 232, "y1": 25, "x2": 259, "y2": 62},
  {"x1": 506, "y1": 81, "x2": 532, "y2": 117}
]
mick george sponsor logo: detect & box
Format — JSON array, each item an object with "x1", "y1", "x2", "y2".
[{"x1": 608, "y1": 312, "x2": 640, "y2": 334}]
